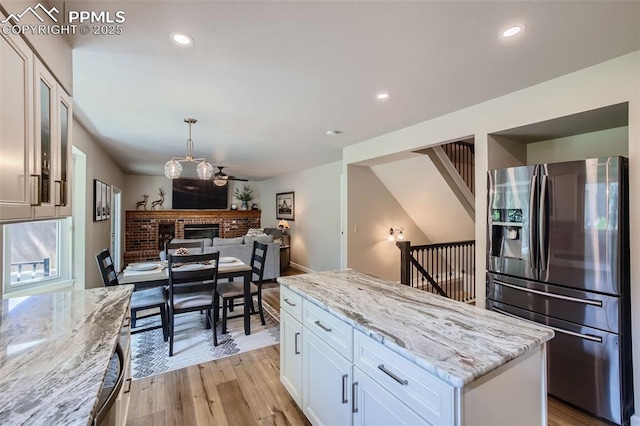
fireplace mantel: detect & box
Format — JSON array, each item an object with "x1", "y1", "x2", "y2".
[
  {"x1": 127, "y1": 209, "x2": 261, "y2": 219},
  {"x1": 124, "y1": 209, "x2": 261, "y2": 263}
]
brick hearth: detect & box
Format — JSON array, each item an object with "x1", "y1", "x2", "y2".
[{"x1": 124, "y1": 210, "x2": 261, "y2": 264}]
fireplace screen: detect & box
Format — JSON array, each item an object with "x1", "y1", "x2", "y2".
[{"x1": 184, "y1": 224, "x2": 220, "y2": 240}]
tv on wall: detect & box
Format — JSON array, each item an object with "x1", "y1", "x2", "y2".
[{"x1": 172, "y1": 178, "x2": 228, "y2": 209}]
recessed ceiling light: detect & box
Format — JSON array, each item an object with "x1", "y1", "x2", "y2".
[
  {"x1": 170, "y1": 32, "x2": 193, "y2": 46},
  {"x1": 502, "y1": 25, "x2": 525, "y2": 38},
  {"x1": 326, "y1": 130, "x2": 342, "y2": 136},
  {"x1": 376, "y1": 92, "x2": 390, "y2": 100}
]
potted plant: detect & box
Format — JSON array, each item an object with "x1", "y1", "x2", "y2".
[{"x1": 233, "y1": 184, "x2": 254, "y2": 210}]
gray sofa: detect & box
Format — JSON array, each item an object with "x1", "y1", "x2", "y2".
[{"x1": 169, "y1": 235, "x2": 281, "y2": 280}]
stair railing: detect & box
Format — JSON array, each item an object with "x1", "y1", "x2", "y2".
[
  {"x1": 441, "y1": 141, "x2": 475, "y2": 196},
  {"x1": 398, "y1": 240, "x2": 475, "y2": 303}
]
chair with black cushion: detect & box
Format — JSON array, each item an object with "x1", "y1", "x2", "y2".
[
  {"x1": 95, "y1": 248, "x2": 168, "y2": 342},
  {"x1": 165, "y1": 240, "x2": 205, "y2": 258},
  {"x1": 217, "y1": 241, "x2": 268, "y2": 334},
  {"x1": 167, "y1": 251, "x2": 220, "y2": 356}
]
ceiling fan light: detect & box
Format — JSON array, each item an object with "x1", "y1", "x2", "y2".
[
  {"x1": 196, "y1": 161, "x2": 214, "y2": 180},
  {"x1": 164, "y1": 159, "x2": 182, "y2": 179},
  {"x1": 213, "y1": 178, "x2": 227, "y2": 187}
]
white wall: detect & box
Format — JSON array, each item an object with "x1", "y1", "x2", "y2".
[
  {"x1": 526, "y1": 126, "x2": 629, "y2": 164},
  {"x1": 73, "y1": 120, "x2": 125, "y2": 289},
  {"x1": 260, "y1": 160, "x2": 342, "y2": 272},
  {"x1": 344, "y1": 50, "x2": 640, "y2": 421},
  {"x1": 370, "y1": 154, "x2": 475, "y2": 244},
  {"x1": 123, "y1": 175, "x2": 261, "y2": 211},
  {"x1": 347, "y1": 164, "x2": 429, "y2": 282}
]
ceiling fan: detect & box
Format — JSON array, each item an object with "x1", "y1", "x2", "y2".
[{"x1": 213, "y1": 166, "x2": 248, "y2": 187}]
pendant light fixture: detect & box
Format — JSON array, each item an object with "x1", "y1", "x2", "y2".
[{"x1": 164, "y1": 118, "x2": 214, "y2": 180}]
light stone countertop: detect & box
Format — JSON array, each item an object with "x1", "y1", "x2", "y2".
[
  {"x1": 0, "y1": 285, "x2": 133, "y2": 425},
  {"x1": 278, "y1": 269, "x2": 554, "y2": 387}
]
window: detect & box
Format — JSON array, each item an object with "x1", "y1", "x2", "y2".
[{"x1": 3, "y1": 218, "x2": 72, "y2": 294}]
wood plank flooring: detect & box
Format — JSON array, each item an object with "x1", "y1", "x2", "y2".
[
  {"x1": 127, "y1": 345, "x2": 310, "y2": 426},
  {"x1": 127, "y1": 268, "x2": 610, "y2": 426}
]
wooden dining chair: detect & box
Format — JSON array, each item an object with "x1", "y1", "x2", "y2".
[
  {"x1": 217, "y1": 241, "x2": 268, "y2": 334},
  {"x1": 167, "y1": 251, "x2": 220, "y2": 356},
  {"x1": 95, "y1": 248, "x2": 169, "y2": 341}
]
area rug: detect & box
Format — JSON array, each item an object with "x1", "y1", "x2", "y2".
[{"x1": 131, "y1": 303, "x2": 280, "y2": 380}]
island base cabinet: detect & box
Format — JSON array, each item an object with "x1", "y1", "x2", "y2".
[
  {"x1": 461, "y1": 343, "x2": 547, "y2": 426},
  {"x1": 302, "y1": 328, "x2": 352, "y2": 426},
  {"x1": 280, "y1": 310, "x2": 303, "y2": 407},
  {"x1": 353, "y1": 367, "x2": 429, "y2": 426}
]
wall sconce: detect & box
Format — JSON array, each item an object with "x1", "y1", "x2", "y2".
[{"x1": 387, "y1": 227, "x2": 404, "y2": 242}]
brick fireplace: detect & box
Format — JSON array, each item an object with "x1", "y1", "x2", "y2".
[{"x1": 124, "y1": 210, "x2": 261, "y2": 264}]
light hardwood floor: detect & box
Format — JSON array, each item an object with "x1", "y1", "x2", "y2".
[{"x1": 127, "y1": 270, "x2": 610, "y2": 426}]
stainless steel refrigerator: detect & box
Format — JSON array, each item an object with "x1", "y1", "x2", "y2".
[{"x1": 486, "y1": 156, "x2": 633, "y2": 425}]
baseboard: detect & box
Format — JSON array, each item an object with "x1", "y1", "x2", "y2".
[{"x1": 289, "y1": 262, "x2": 314, "y2": 274}]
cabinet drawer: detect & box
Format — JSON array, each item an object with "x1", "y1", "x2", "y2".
[
  {"x1": 354, "y1": 330, "x2": 455, "y2": 425},
  {"x1": 303, "y1": 300, "x2": 353, "y2": 361},
  {"x1": 281, "y1": 285, "x2": 303, "y2": 321}
]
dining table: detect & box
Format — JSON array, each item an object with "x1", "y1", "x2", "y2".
[{"x1": 120, "y1": 258, "x2": 254, "y2": 335}]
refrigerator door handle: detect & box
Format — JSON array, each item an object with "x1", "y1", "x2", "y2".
[
  {"x1": 528, "y1": 175, "x2": 538, "y2": 269},
  {"x1": 494, "y1": 280, "x2": 603, "y2": 307},
  {"x1": 539, "y1": 175, "x2": 549, "y2": 270},
  {"x1": 492, "y1": 308, "x2": 603, "y2": 343}
]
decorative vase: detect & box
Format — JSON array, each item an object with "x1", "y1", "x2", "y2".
[{"x1": 241, "y1": 201, "x2": 248, "y2": 210}]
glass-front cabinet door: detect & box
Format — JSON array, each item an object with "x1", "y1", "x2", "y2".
[
  {"x1": 34, "y1": 60, "x2": 57, "y2": 218},
  {"x1": 57, "y1": 91, "x2": 73, "y2": 216}
]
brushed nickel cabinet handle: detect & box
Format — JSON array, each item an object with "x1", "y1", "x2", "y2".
[
  {"x1": 30, "y1": 174, "x2": 41, "y2": 206},
  {"x1": 378, "y1": 364, "x2": 408, "y2": 385},
  {"x1": 314, "y1": 320, "x2": 332, "y2": 333},
  {"x1": 123, "y1": 378, "x2": 132, "y2": 394},
  {"x1": 352, "y1": 382, "x2": 359, "y2": 413},
  {"x1": 294, "y1": 332, "x2": 300, "y2": 354},
  {"x1": 55, "y1": 180, "x2": 62, "y2": 206},
  {"x1": 284, "y1": 298, "x2": 296, "y2": 307},
  {"x1": 341, "y1": 374, "x2": 348, "y2": 404}
]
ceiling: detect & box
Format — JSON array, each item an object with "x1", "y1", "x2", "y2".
[{"x1": 68, "y1": 1, "x2": 640, "y2": 181}]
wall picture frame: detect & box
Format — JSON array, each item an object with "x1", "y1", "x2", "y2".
[
  {"x1": 105, "y1": 184, "x2": 112, "y2": 219},
  {"x1": 276, "y1": 191, "x2": 295, "y2": 221},
  {"x1": 93, "y1": 179, "x2": 103, "y2": 222}
]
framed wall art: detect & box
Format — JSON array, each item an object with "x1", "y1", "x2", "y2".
[
  {"x1": 105, "y1": 184, "x2": 111, "y2": 219},
  {"x1": 276, "y1": 191, "x2": 295, "y2": 221},
  {"x1": 93, "y1": 179, "x2": 112, "y2": 222},
  {"x1": 93, "y1": 179, "x2": 103, "y2": 221}
]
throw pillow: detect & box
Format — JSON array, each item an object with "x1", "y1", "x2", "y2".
[
  {"x1": 246, "y1": 228, "x2": 267, "y2": 237},
  {"x1": 212, "y1": 237, "x2": 245, "y2": 246}
]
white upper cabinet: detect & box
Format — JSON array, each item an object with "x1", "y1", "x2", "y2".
[
  {"x1": 0, "y1": 22, "x2": 34, "y2": 222},
  {"x1": 0, "y1": 17, "x2": 73, "y2": 223}
]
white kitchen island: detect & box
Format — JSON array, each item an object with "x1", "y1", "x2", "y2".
[{"x1": 278, "y1": 269, "x2": 554, "y2": 426}]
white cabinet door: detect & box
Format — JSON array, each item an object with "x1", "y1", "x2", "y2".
[
  {"x1": 280, "y1": 310, "x2": 303, "y2": 407},
  {"x1": 0, "y1": 24, "x2": 34, "y2": 222},
  {"x1": 353, "y1": 367, "x2": 428, "y2": 426},
  {"x1": 302, "y1": 327, "x2": 352, "y2": 426}
]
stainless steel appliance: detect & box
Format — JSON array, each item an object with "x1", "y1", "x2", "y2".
[{"x1": 486, "y1": 157, "x2": 633, "y2": 425}]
